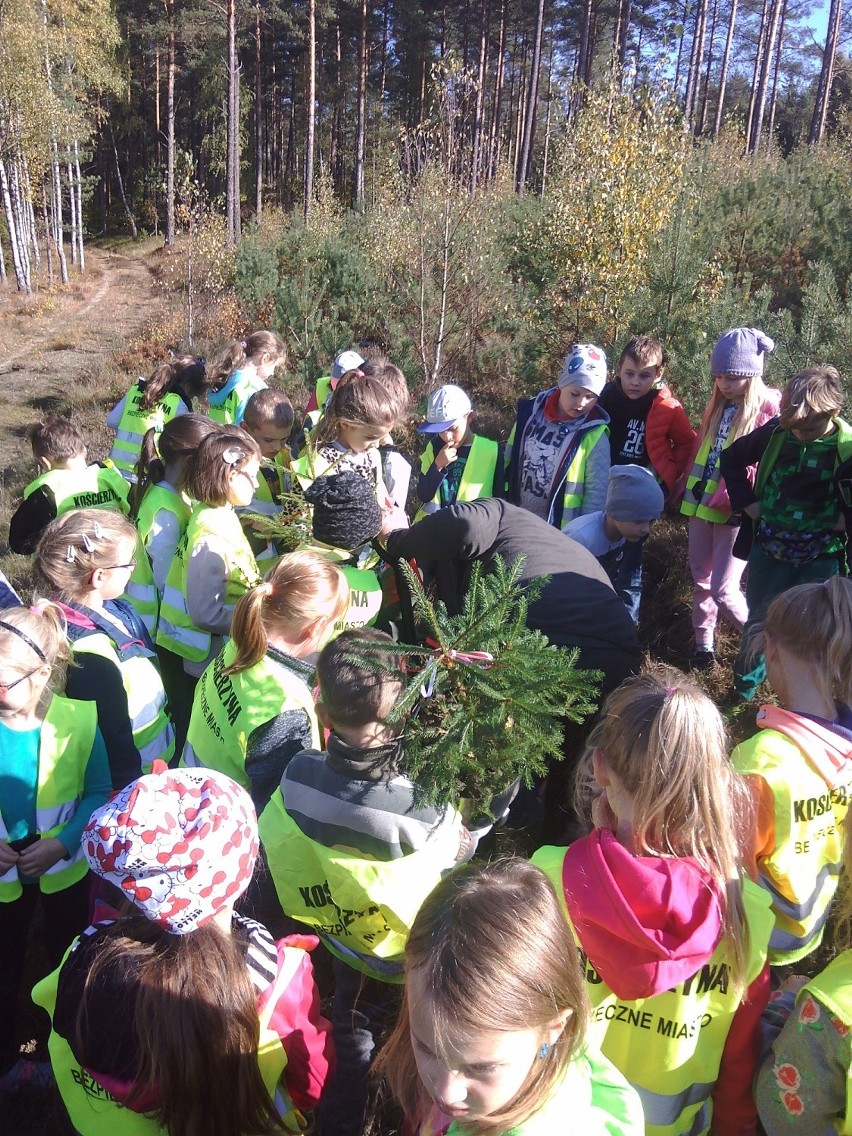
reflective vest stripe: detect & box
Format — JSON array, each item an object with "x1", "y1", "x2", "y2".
[
  {"x1": 679, "y1": 432, "x2": 730, "y2": 523},
  {"x1": 109, "y1": 390, "x2": 183, "y2": 478},
  {"x1": 759, "y1": 859, "x2": 840, "y2": 922},
  {"x1": 35, "y1": 800, "x2": 78, "y2": 830},
  {"x1": 636, "y1": 1080, "x2": 713, "y2": 1129}
]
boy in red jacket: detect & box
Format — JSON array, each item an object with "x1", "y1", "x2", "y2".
[{"x1": 596, "y1": 336, "x2": 695, "y2": 621}]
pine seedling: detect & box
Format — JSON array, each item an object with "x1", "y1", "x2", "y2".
[{"x1": 353, "y1": 556, "x2": 601, "y2": 813}]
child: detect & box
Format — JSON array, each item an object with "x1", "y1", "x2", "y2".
[
  {"x1": 680, "y1": 327, "x2": 780, "y2": 670},
  {"x1": 721, "y1": 366, "x2": 852, "y2": 700},
  {"x1": 303, "y1": 370, "x2": 398, "y2": 509},
  {"x1": 206, "y1": 330, "x2": 286, "y2": 425},
  {"x1": 731, "y1": 577, "x2": 852, "y2": 966},
  {"x1": 565, "y1": 464, "x2": 664, "y2": 622},
  {"x1": 755, "y1": 816, "x2": 852, "y2": 1133},
  {"x1": 0, "y1": 604, "x2": 110, "y2": 1088},
  {"x1": 131, "y1": 413, "x2": 221, "y2": 593},
  {"x1": 504, "y1": 343, "x2": 611, "y2": 530},
  {"x1": 183, "y1": 550, "x2": 349, "y2": 812},
  {"x1": 303, "y1": 347, "x2": 365, "y2": 434},
  {"x1": 415, "y1": 384, "x2": 499, "y2": 521},
  {"x1": 598, "y1": 336, "x2": 695, "y2": 496},
  {"x1": 362, "y1": 356, "x2": 413, "y2": 510},
  {"x1": 533, "y1": 668, "x2": 773, "y2": 1136},
  {"x1": 376, "y1": 859, "x2": 644, "y2": 1135},
  {"x1": 9, "y1": 416, "x2": 129, "y2": 555},
  {"x1": 157, "y1": 430, "x2": 263, "y2": 681},
  {"x1": 107, "y1": 353, "x2": 207, "y2": 481},
  {"x1": 34, "y1": 509, "x2": 175, "y2": 788},
  {"x1": 259, "y1": 628, "x2": 472, "y2": 1136},
  {"x1": 33, "y1": 765, "x2": 333, "y2": 1136},
  {"x1": 240, "y1": 386, "x2": 295, "y2": 513}
]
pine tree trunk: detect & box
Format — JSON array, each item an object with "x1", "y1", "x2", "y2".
[
  {"x1": 165, "y1": 0, "x2": 175, "y2": 246},
  {"x1": 541, "y1": 42, "x2": 554, "y2": 194},
  {"x1": 808, "y1": 0, "x2": 841, "y2": 143},
  {"x1": 471, "y1": 0, "x2": 489, "y2": 190},
  {"x1": 713, "y1": 0, "x2": 738, "y2": 137},
  {"x1": 108, "y1": 116, "x2": 139, "y2": 238},
  {"x1": 353, "y1": 0, "x2": 368, "y2": 210},
  {"x1": 744, "y1": 0, "x2": 769, "y2": 147},
  {"x1": 749, "y1": 0, "x2": 782, "y2": 152},
  {"x1": 684, "y1": 0, "x2": 709, "y2": 131},
  {"x1": 766, "y1": 0, "x2": 787, "y2": 144},
  {"x1": 255, "y1": 0, "x2": 263, "y2": 217},
  {"x1": 488, "y1": 0, "x2": 506, "y2": 176},
  {"x1": 516, "y1": 0, "x2": 545, "y2": 194},
  {"x1": 304, "y1": 0, "x2": 316, "y2": 224},
  {"x1": 226, "y1": 0, "x2": 241, "y2": 244},
  {"x1": 697, "y1": 0, "x2": 719, "y2": 134}
]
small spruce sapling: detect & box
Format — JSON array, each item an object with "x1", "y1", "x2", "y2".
[{"x1": 354, "y1": 556, "x2": 601, "y2": 814}]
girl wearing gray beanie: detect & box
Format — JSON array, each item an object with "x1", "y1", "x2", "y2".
[{"x1": 679, "y1": 328, "x2": 780, "y2": 669}]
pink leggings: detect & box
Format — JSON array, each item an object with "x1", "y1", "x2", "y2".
[{"x1": 687, "y1": 517, "x2": 748, "y2": 651}]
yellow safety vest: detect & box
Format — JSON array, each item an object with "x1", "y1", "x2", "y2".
[
  {"x1": 24, "y1": 463, "x2": 130, "y2": 516},
  {"x1": 32, "y1": 937, "x2": 305, "y2": 1136},
  {"x1": 679, "y1": 431, "x2": 733, "y2": 523},
  {"x1": 0, "y1": 694, "x2": 97, "y2": 901},
  {"x1": 109, "y1": 386, "x2": 184, "y2": 481},
  {"x1": 797, "y1": 952, "x2": 852, "y2": 1135},
  {"x1": 182, "y1": 639, "x2": 319, "y2": 791},
  {"x1": 123, "y1": 536, "x2": 160, "y2": 639},
  {"x1": 506, "y1": 417, "x2": 606, "y2": 529},
  {"x1": 732, "y1": 728, "x2": 852, "y2": 964},
  {"x1": 72, "y1": 633, "x2": 174, "y2": 774},
  {"x1": 157, "y1": 505, "x2": 261, "y2": 662},
  {"x1": 208, "y1": 373, "x2": 267, "y2": 425},
  {"x1": 259, "y1": 795, "x2": 447, "y2": 982},
  {"x1": 135, "y1": 483, "x2": 191, "y2": 552},
  {"x1": 414, "y1": 434, "x2": 499, "y2": 522},
  {"x1": 533, "y1": 846, "x2": 773, "y2": 1136}
]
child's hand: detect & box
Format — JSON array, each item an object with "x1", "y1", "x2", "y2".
[
  {"x1": 0, "y1": 841, "x2": 19, "y2": 870},
  {"x1": 18, "y1": 836, "x2": 67, "y2": 877},
  {"x1": 435, "y1": 445, "x2": 458, "y2": 470},
  {"x1": 379, "y1": 504, "x2": 409, "y2": 538}
]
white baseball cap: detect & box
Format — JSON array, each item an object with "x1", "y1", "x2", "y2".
[
  {"x1": 418, "y1": 385, "x2": 473, "y2": 433},
  {"x1": 331, "y1": 349, "x2": 365, "y2": 380}
]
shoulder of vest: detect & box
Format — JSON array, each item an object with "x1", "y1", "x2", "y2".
[{"x1": 732, "y1": 728, "x2": 804, "y2": 773}]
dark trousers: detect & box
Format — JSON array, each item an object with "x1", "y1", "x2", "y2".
[
  {"x1": 316, "y1": 957, "x2": 400, "y2": 1136},
  {"x1": 0, "y1": 874, "x2": 91, "y2": 1075},
  {"x1": 734, "y1": 546, "x2": 841, "y2": 701},
  {"x1": 155, "y1": 646, "x2": 197, "y2": 761}
]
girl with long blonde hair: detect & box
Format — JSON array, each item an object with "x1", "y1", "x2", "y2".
[{"x1": 533, "y1": 666, "x2": 774, "y2": 1136}]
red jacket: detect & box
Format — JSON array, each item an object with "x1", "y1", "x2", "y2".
[{"x1": 645, "y1": 385, "x2": 696, "y2": 493}]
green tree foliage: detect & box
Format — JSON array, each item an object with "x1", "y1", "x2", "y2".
[{"x1": 360, "y1": 557, "x2": 601, "y2": 813}]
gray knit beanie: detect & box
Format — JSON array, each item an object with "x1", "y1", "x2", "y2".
[
  {"x1": 710, "y1": 328, "x2": 774, "y2": 377},
  {"x1": 605, "y1": 465, "x2": 665, "y2": 522}
]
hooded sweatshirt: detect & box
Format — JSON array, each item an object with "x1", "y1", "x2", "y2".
[
  {"x1": 533, "y1": 832, "x2": 771, "y2": 1136},
  {"x1": 732, "y1": 704, "x2": 852, "y2": 964}
]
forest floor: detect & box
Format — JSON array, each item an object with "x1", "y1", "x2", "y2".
[{"x1": 0, "y1": 239, "x2": 164, "y2": 592}]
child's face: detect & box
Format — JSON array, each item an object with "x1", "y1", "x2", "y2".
[
  {"x1": 407, "y1": 966, "x2": 557, "y2": 1123},
  {"x1": 226, "y1": 459, "x2": 260, "y2": 507},
  {"x1": 0, "y1": 646, "x2": 50, "y2": 721},
  {"x1": 557, "y1": 385, "x2": 598, "y2": 419},
  {"x1": 255, "y1": 354, "x2": 282, "y2": 381},
  {"x1": 95, "y1": 537, "x2": 138, "y2": 603},
  {"x1": 242, "y1": 419, "x2": 291, "y2": 459},
  {"x1": 613, "y1": 517, "x2": 654, "y2": 542},
  {"x1": 714, "y1": 374, "x2": 750, "y2": 404},
  {"x1": 338, "y1": 422, "x2": 387, "y2": 454},
  {"x1": 438, "y1": 414, "x2": 473, "y2": 449},
  {"x1": 617, "y1": 355, "x2": 661, "y2": 400},
  {"x1": 784, "y1": 409, "x2": 837, "y2": 443}
]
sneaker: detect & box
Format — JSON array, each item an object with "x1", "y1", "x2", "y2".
[
  {"x1": 0, "y1": 1058, "x2": 55, "y2": 1092},
  {"x1": 690, "y1": 649, "x2": 716, "y2": 672}
]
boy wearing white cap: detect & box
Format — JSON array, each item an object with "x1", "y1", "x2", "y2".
[
  {"x1": 415, "y1": 384, "x2": 500, "y2": 521},
  {"x1": 504, "y1": 343, "x2": 611, "y2": 529},
  {"x1": 566, "y1": 464, "x2": 665, "y2": 622}
]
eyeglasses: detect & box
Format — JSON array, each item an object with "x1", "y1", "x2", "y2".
[
  {"x1": 103, "y1": 560, "x2": 137, "y2": 571},
  {"x1": 0, "y1": 666, "x2": 42, "y2": 693}
]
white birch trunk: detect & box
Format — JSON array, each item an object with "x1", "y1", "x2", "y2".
[{"x1": 0, "y1": 157, "x2": 31, "y2": 293}]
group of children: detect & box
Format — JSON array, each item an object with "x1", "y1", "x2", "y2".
[{"x1": 1, "y1": 325, "x2": 852, "y2": 1136}]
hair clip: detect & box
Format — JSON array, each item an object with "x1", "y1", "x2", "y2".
[
  {"x1": 81, "y1": 533, "x2": 95, "y2": 553},
  {"x1": 92, "y1": 520, "x2": 103, "y2": 538},
  {"x1": 65, "y1": 545, "x2": 76, "y2": 563},
  {"x1": 222, "y1": 447, "x2": 242, "y2": 466},
  {"x1": 29, "y1": 603, "x2": 45, "y2": 616}
]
